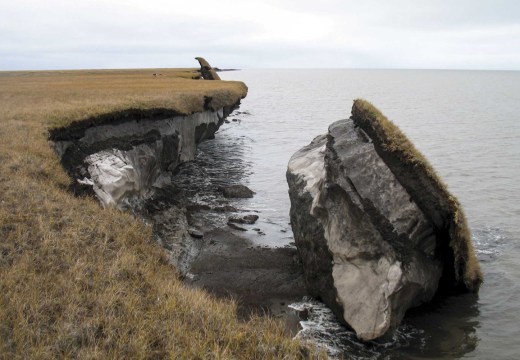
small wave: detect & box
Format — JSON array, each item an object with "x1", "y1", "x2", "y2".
[
  {"x1": 289, "y1": 299, "x2": 429, "y2": 359},
  {"x1": 471, "y1": 226, "x2": 511, "y2": 262}
]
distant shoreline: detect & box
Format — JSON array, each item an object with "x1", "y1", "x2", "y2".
[{"x1": 214, "y1": 68, "x2": 240, "y2": 72}]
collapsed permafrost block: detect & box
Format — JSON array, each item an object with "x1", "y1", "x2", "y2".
[{"x1": 287, "y1": 99, "x2": 482, "y2": 341}]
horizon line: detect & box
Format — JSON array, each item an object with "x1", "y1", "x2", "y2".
[{"x1": 1, "y1": 66, "x2": 519, "y2": 73}]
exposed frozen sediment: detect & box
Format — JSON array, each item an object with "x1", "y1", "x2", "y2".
[
  {"x1": 54, "y1": 109, "x2": 230, "y2": 209},
  {"x1": 51, "y1": 104, "x2": 240, "y2": 274}
]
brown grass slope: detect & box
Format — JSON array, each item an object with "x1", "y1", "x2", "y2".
[
  {"x1": 0, "y1": 69, "x2": 314, "y2": 359},
  {"x1": 351, "y1": 99, "x2": 482, "y2": 292}
]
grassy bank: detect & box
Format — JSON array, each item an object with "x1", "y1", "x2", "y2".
[{"x1": 0, "y1": 69, "x2": 313, "y2": 359}]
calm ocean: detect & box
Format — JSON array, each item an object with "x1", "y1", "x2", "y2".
[{"x1": 214, "y1": 69, "x2": 520, "y2": 359}]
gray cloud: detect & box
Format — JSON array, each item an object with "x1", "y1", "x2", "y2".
[{"x1": 0, "y1": 0, "x2": 518, "y2": 70}]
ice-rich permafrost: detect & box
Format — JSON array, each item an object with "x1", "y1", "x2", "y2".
[
  {"x1": 50, "y1": 59, "x2": 246, "y2": 275},
  {"x1": 287, "y1": 99, "x2": 482, "y2": 341}
]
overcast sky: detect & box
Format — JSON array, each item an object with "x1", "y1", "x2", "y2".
[{"x1": 1, "y1": 0, "x2": 519, "y2": 70}]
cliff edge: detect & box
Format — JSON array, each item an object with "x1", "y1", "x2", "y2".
[{"x1": 47, "y1": 62, "x2": 247, "y2": 275}]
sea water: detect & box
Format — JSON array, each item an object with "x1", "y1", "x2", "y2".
[{"x1": 215, "y1": 69, "x2": 520, "y2": 359}]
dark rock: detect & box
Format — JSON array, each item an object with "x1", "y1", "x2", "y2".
[
  {"x1": 188, "y1": 228, "x2": 204, "y2": 239},
  {"x1": 243, "y1": 214, "x2": 259, "y2": 223},
  {"x1": 228, "y1": 217, "x2": 244, "y2": 224},
  {"x1": 228, "y1": 214, "x2": 259, "y2": 225},
  {"x1": 287, "y1": 100, "x2": 482, "y2": 341},
  {"x1": 222, "y1": 184, "x2": 255, "y2": 198},
  {"x1": 227, "y1": 222, "x2": 247, "y2": 231}
]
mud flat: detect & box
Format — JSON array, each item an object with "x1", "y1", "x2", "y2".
[{"x1": 187, "y1": 228, "x2": 305, "y2": 320}]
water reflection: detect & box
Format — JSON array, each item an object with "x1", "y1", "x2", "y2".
[{"x1": 401, "y1": 294, "x2": 480, "y2": 359}]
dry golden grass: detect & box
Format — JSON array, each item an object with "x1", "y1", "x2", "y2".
[
  {"x1": 351, "y1": 99, "x2": 482, "y2": 292},
  {"x1": 0, "y1": 68, "x2": 247, "y2": 129},
  {"x1": 0, "y1": 69, "x2": 316, "y2": 359}
]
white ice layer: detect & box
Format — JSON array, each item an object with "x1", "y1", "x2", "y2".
[{"x1": 73, "y1": 110, "x2": 223, "y2": 208}]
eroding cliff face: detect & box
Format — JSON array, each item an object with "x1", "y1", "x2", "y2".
[
  {"x1": 287, "y1": 101, "x2": 482, "y2": 341},
  {"x1": 53, "y1": 109, "x2": 229, "y2": 209},
  {"x1": 51, "y1": 105, "x2": 240, "y2": 275}
]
